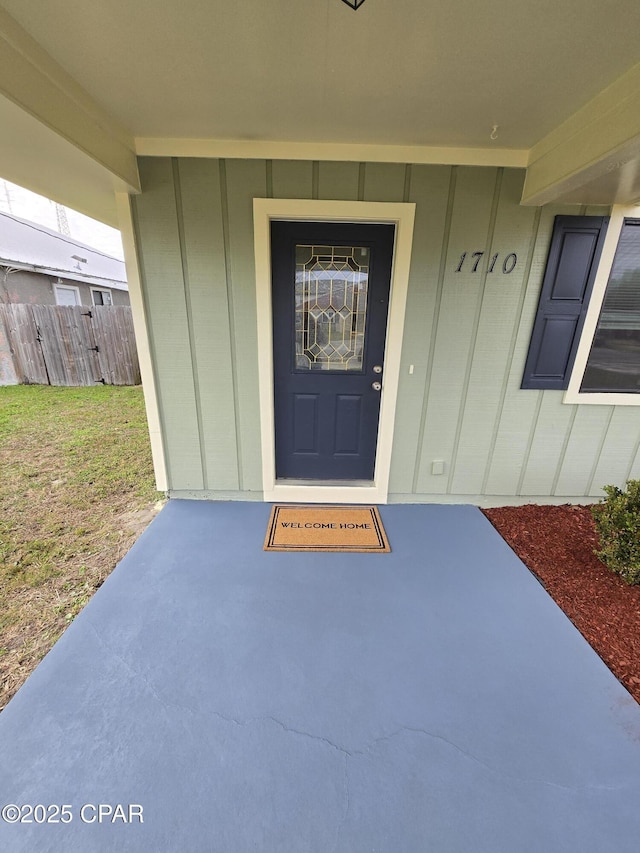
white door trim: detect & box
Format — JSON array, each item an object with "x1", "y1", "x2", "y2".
[{"x1": 253, "y1": 198, "x2": 415, "y2": 504}]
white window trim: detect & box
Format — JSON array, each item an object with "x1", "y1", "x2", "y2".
[
  {"x1": 253, "y1": 198, "x2": 415, "y2": 504},
  {"x1": 90, "y1": 286, "x2": 113, "y2": 305},
  {"x1": 564, "y1": 203, "x2": 640, "y2": 406},
  {"x1": 53, "y1": 282, "x2": 81, "y2": 305}
]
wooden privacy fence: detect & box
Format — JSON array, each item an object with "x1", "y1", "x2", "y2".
[{"x1": 0, "y1": 304, "x2": 141, "y2": 386}]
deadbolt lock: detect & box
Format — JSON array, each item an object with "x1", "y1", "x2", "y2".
[{"x1": 373, "y1": 365, "x2": 382, "y2": 374}]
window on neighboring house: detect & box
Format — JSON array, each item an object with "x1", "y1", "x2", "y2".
[
  {"x1": 54, "y1": 283, "x2": 80, "y2": 305},
  {"x1": 91, "y1": 288, "x2": 113, "y2": 306},
  {"x1": 580, "y1": 219, "x2": 640, "y2": 394}
]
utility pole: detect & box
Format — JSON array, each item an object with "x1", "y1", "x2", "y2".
[
  {"x1": 1, "y1": 180, "x2": 13, "y2": 213},
  {"x1": 55, "y1": 203, "x2": 71, "y2": 236}
]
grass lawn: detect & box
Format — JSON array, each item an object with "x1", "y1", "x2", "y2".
[{"x1": 0, "y1": 385, "x2": 162, "y2": 711}]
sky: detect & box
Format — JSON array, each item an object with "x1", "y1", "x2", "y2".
[{"x1": 0, "y1": 180, "x2": 124, "y2": 260}]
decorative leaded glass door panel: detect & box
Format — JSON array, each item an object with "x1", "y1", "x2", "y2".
[
  {"x1": 271, "y1": 221, "x2": 394, "y2": 480},
  {"x1": 295, "y1": 244, "x2": 369, "y2": 371}
]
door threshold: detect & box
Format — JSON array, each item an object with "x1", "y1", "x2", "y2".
[
  {"x1": 276, "y1": 479, "x2": 375, "y2": 488},
  {"x1": 266, "y1": 480, "x2": 387, "y2": 505}
]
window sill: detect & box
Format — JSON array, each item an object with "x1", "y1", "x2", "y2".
[{"x1": 563, "y1": 389, "x2": 640, "y2": 406}]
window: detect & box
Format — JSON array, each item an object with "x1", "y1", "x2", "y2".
[
  {"x1": 91, "y1": 288, "x2": 113, "y2": 306},
  {"x1": 560, "y1": 205, "x2": 640, "y2": 405},
  {"x1": 579, "y1": 219, "x2": 640, "y2": 394},
  {"x1": 54, "y1": 283, "x2": 80, "y2": 305}
]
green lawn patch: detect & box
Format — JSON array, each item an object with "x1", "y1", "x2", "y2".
[{"x1": 0, "y1": 385, "x2": 163, "y2": 710}]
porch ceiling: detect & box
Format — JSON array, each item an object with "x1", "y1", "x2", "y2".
[
  {"x1": 2, "y1": 0, "x2": 638, "y2": 148},
  {"x1": 1, "y1": 1, "x2": 640, "y2": 218}
]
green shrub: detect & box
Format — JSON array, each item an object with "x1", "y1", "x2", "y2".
[{"x1": 591, "y1": 480, "x2": 640, "y2": 585}]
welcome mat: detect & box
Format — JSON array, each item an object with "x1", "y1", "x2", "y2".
[{"x1": 264, "y1": 505, "x2": 390, "y2": 553}]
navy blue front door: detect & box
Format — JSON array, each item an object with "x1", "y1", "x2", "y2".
[{"x1": 272, "y1": 221, "x2": 394, "y2": 481}]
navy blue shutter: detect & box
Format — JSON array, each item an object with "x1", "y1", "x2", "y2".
[{"x1": 521, "y1": 215, "x2": 609, "y2": 390}]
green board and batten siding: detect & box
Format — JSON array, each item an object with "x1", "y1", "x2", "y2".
[{"x1": 132, "y1": 157, "x2": 640, "y2": 503}]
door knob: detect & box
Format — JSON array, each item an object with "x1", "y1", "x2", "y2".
[{"x1": 371, "y1": 381, "x2": 382, "y2": 391}]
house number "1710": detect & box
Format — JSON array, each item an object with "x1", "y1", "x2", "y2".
[{"x1": 455, "y1": 252, "x2": 518, "y2": 273}]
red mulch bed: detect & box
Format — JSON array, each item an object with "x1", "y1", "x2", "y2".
[{"x1": 482, "y1": 504, "x2": 640, "y2": 705}]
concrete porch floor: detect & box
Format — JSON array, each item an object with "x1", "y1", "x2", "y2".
[{"x1": 1, "y1": 500, "x2": 639, "y2": 852}]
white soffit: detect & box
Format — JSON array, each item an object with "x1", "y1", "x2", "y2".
[
  {"x1": 522, "y1": 62, "x2": 640, "y2": 206},
  {"x1": 0, "y1": 94, "x2": 128, "y2": 228},
  {"x1": 0, "y1": 5, "x2": 139, "y2": 199}
]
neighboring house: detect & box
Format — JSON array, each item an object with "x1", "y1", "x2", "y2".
[
  {"x1": 0, "y1": 3, "x2": 639, "y2": 505},
  {"x1": 0, "y1": 211, "x2": 136, "y2": 386},
  {"x1": 0, "y1": 211, "x2": 129, "y2": 307}
]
